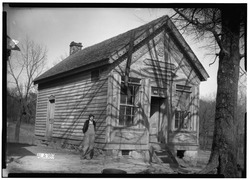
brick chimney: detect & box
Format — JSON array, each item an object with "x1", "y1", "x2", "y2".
[{"x1": 69, "y1": 41, "x2": 82, "y2": 55}]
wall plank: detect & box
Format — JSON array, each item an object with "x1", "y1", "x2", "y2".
[{"x1": 35, "y1": 69, "x2": 109, "y2": 145}]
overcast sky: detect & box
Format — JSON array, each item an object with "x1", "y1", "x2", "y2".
[{"x1": 5, "y1": 5, "x2": 226, "y2": 98}]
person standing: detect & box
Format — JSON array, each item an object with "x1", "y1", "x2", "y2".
[{"x1": 80, "y1": 114, "x2": 96, "y2": 160}]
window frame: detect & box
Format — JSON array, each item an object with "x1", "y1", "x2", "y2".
[
  {"x1": 174, "y1": 110, "x2": 191, "y2": 130},
  {"x1": 118, "y1": 77, "x2": 141, "y2": 127},
  {"x1": 174, "y1": 84, "x2": 192, "y2": 131}
]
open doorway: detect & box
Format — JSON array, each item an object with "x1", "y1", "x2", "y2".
[{"x1": 149, "y1": 97, "x2": 165, "y2": 143}]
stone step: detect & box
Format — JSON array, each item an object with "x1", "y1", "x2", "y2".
[
  {"x1": 149, "y1": 144, "x2": 179, "y2": 167},
  {"x1": 150, "y1": 142, "x2": 166, "y2": 151}
]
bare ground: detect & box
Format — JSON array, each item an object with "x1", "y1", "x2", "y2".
[
  {"x1": 5, "y1": 142, "x2": 157, "y2": 175},
  {"x1": 4, "y1": 122, "x2": 210, "y2": 176}
]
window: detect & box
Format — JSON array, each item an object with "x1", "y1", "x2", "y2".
[
  {"x1": 119, "y1": 77, "x2": 140, "y2": 126},
  {"x1": 175, "y1": 110, "x2": 190, "y2": 129},
  {"x1": 91, "y1": 69, "x2": 100, "y2": 82},
  {"x1": 174, "y1": 84, "x2": 192, "y2": 130}
]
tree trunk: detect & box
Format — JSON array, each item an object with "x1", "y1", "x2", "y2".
[
  {"x1": 204, "y1": 132, "x2": 207, "y2": 149},
  {"x1": 15, "y1": 114, "x2": 23, "y2": 142},
  {"x1": 15, "y1": 102, "x2": 25, "y2": 142},
  {"x1": 199, "y1": 7, "x2": 241, "y2": 177}
]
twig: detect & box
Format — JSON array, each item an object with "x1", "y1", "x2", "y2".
[
  {"x1": 209, "y1": 54, "x2": 219, "y2": 66},
  {"x1": 174, "y1": 8, "x2": 229, "y2": 56}
]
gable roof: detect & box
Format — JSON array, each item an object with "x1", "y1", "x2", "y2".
[{"x1": 34, "y1": 15, "x2": 209, "y2": 84}]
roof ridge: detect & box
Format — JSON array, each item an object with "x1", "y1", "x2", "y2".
[
  {"x1": 37, "y1": 15, "x2": 214, "y2": 84},
  {"x1": 34, "y1": 15, "x2": 170, "y2": 83},
  {"x1": 80, "y1": 14, "x2": 169, "y2": 55}
]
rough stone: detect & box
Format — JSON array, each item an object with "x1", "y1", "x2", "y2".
[
  {"x1": 112, "y1": 149, "x2": 120, "y2": 156},
  {"x1": 104, "y1": 149, "x2": 113, "y2": 156},
  {"x1": 183, "y1": 150, "x2": 198, "y2": 166},
  {"x1": 141, "y1": 150, "x2": 150, "y2": 162},
  {"x1": 130, "y1": 150, "x2": 143, "y2": 159}
]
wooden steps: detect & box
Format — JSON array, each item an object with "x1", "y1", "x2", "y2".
[{"x1": 149, "y1": 143, "x2": 190, "y2": 174}]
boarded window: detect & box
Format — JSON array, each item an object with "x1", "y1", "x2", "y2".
[{"x1": 119, "y1": 78, "x2": 140, "y2": 126}]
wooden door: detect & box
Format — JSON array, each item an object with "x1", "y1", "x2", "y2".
[{"x1": 46, "y1": 98, "x2": 55, "y2": 140}]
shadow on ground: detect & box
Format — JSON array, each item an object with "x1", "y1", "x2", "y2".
[{"x1": 6, "y1": 142, "x2": 36, "y2": 157}]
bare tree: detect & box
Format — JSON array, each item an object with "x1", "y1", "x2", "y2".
[
  {"x1": 172, "y1": 5, "x2": 246, "y2": 177},
  {"x1": 7, "y1": 36, "x2": 47, "y2": 142},
  {"x1": 199, "y1": 99, "x2": 216, "y2": 150}
]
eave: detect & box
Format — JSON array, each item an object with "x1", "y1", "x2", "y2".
[{"x1": 33, "y1": 58, "x2": 109, "y2": 85}]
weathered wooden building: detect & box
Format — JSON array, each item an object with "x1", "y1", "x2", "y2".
[{"x1": 34, "y1": 15, "x2": 209, "y2": 158}]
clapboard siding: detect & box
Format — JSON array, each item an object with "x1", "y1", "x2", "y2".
[
  {"x1": 38, "y1": 80, "x2": 108, "y2": 93},
  {"x1": 35, "y1": 132, "x2": 45, "y2": 136},
  {"x1": 35, "y1": 68, "x2": 110, "y2": 145},
  {"x1": 38, "y1": 84, "x2": 108, "y2": 100},
  {"x1": 38, "y1": 66, "x2": 109, "y2": 90},
  {"x1": 52, "y1": 128, "x2": 107, "y2": 136},
  {"x1": 35, "y1": 111, "x2": 48, "y2": 115},
  {"x1": 36, "y1": 103, "x2": 47, "y2": 108},
  {"x1": 53, "y1": 113, "x2": 106, "y2": 119},
  {"x1": 37, "y1": 97, "x2": 107, "y2": 110},
  {"x1": 52, "y1": 124, "x2": 107, "y2": 130},
  {"x1": 55, "y1": 98, "x2": 107, "y2": 106},
  {"x1": 34, "y1": 16, "x2": 208, "y2": 152},
  {"x1": 52, "y1": 119, "x2": 107, "y2": 127},
  {"x1": 55, "y1": 100, "x2": 107, "y2": 108},
  {"x1": 38, "y1": 84, "x2": 108, "y2": 99}
]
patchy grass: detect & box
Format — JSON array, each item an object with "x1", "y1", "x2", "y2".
[{"x1": 7, "y1": 121, "x2": 36, "y2": 145}]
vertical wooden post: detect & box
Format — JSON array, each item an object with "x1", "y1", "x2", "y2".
[
  {"x1": 106, "y1": 72, "x2": 120, "y2": 143},
  {"x1": 46, "y1": 99, "x2": 50, "y2": 139},
  {"x1": 196, "y1": 85, "x2": 200, "y2": 145},
  {"x1": 140, "y1": 78, "x2": 151, "y2": 147},
  {"x1": 112, "y1": 73, "x2": 121, "y2": 126}
]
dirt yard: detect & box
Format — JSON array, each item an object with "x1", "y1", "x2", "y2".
[
  {"x1": 5, "y1": 142, "x2": 157, "y2": 175},
  {"x1": 4, "y1": 122, "x2": 210, "y2": 177}
]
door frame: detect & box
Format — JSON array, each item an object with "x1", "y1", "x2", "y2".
[
  {"x1": 46, "y1": 95, "x2": 55, "y2": 140},
  {"x1": 149, "y1": 96, "x2": 166, "y2": 142}
]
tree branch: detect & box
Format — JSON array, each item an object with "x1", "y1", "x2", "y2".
[
  {"x1": 7, "y1": 60, "x2": 23, "y2": 98},
  {"x1": 173, "y1": 8, "x2": 229, "y2": 55},
  {"x1": 209, "y1": 53, "x2": 219, "y2": 66}
]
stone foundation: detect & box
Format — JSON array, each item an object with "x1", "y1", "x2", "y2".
[
  {"x1": 130, "y1": 150, "x2": 150, "y2": 161},
  {"x1": 170, "y1": 145, "x2": 199, "y2": 167},
  {"x1": 183, "y1": 150, "x2": 198, "y2": 166},
  {"x1": 104, "y1": 149, "x2": 151, "y2": 162}
]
